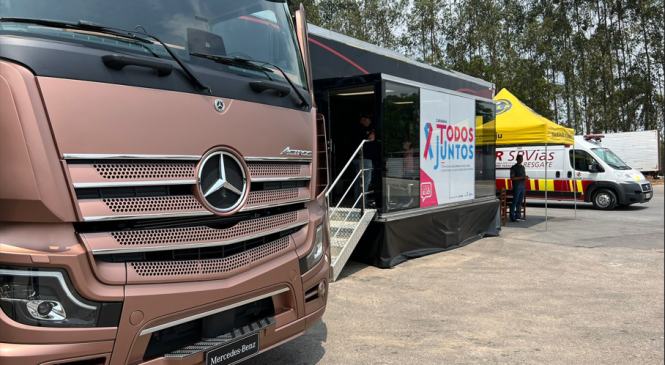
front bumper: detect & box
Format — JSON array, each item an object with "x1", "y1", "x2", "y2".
[
  {"x1": 0, "y1": 307, "x2": 327, "y2": 365},
  {"x1": 618, "y1": 182, "x2": 653, "y2": 205}
]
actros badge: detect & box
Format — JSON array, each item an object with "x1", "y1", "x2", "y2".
[{"x1": 281, "y1": 147, "x2": 313, "y2": 157}]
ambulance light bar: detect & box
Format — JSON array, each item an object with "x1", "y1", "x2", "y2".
[{"x1": 584, "y1": 135, "x2": 605, "y2": 141}]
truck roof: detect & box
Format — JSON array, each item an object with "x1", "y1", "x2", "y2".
[{"x1": 308, "y1": 24, "x2": 495, "y2": 99}]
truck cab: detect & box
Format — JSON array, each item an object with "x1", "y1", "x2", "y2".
[
  {"x1": 0, "y1": 1, "x2": 330, "y2": 364},
  {"x1": 572, "y1": 135, "x2": 653, "y2": 210}
]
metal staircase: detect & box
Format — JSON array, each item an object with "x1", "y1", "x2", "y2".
[{"x1": 326, "y1": 140, "x2": 376, "y2": 281}]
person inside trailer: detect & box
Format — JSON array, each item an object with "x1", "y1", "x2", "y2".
[
  {"x1": 353, "y1": 113, "x2": 375, "y2": 205},
  {"x1": 402, "y1": 139, "x2": 416, "y2": 179}
]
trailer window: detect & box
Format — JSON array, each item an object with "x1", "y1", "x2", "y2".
[
  {"x1": 475, "y1": 100, "x2": 497, "y2": 198},
  {"x1": 383, "y1": 82, "x2": 421, "y2": 212}
]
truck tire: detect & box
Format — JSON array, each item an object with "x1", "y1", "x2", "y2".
[{"x1": 592, "y1": 189, "x2": 618, "y2": 210}]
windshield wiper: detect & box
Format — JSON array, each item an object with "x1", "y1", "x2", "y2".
[
  {"x1": 1, "y1": 17, "x2": 147, "y2": 43},
  {"x1": 190, "y1": 53, "x2": 276, "y2": 79},
  {"x1": 0, "y1": 17, "x2": 211, "y2": 93},
  {"x1": 190, "y1": 53, "x2": 310, "y2": 109},
  {"x1": 607, "y1": 163, "x2": 631, "y2": 170}
]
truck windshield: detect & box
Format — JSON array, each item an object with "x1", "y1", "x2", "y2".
[
  {"x1": 592, "y1": 148, "x2": 631, "y2": 170},
  {"x1": 0, "y1": 0, "x2": 306, "y2": 88}
]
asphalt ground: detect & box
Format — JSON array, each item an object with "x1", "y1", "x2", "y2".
[{"x1": 246, "y1": 186, "x2": 664, "y2": 365}]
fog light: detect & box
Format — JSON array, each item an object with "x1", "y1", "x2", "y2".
[
  {"x1": 27, "y1": 300, "x2": 66, "y2": 321},
  {"x1": 318, "y1": 282, "x2": 326, "y2": 297}
]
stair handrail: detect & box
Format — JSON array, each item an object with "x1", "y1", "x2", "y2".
[
  {"x1": 326, "y1": 139, "x2": 373, "y2": 245},
  {"x1": 326, "y1": 139, "x2": 372, "y2": 218},
  {"x1": 329, "y1": 164, "x2": 364, "y2": 220},
  {"x1": 326, "y1": 140, "x2": 371, "y2": 198},
  {"x1": 330, "y1": 193, "x2": 364, "y2": 243}
]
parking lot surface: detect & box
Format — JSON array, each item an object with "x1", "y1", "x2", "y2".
[{"x1": 246, "y1": 186, "x2": 664, "y2": 365}]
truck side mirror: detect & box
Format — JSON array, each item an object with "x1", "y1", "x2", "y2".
[{"x1": 589, "y1": 162, "x2": 601, "y2": 173}]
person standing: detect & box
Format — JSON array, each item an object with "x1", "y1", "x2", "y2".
[
  {"x1": 353, "y1": 113, "x2": 374, "y2": 205},
  {"x1": 510, "y1": 154, "x2": 529, "y2": 222}
]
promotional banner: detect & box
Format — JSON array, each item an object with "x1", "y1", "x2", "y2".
[{"x1": 420, "y1": 89, "x2": 476, "y2": 207}]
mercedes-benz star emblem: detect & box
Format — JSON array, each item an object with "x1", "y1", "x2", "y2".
[
  {"x1": 197, "y1": 151, "x2": 247, "y2": 213},
  {"x1": 214, "y1": 99, "x2": 225, "y2": 113}
]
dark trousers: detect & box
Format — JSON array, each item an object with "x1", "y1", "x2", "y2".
[{"x1": 510, "y1": 187, "x2": 526, "y2": 221}]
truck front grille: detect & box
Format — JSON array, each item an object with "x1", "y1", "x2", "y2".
[
  {"x1": 248, "y1": 163, "x2": 308, "y2": 177},
  {"x1": 68, "y1": 158, "x2": 312, "y2": 222},
  {"x1": 103, "y1": 196, "x2": 202, "y2": 213},
  {"x1": 127, "y1": 236, "x2": 290, "y2": 278},
  {"x1": 68, "y1": 156, "x2": 312, "y2": 284},
  {"x1": 99, "y1": 231, "x2": 295, "y2": 265},
  {"x1": 110, "y1": 212, "x2": 298, "y2": 246},
  {"x1": 92, "y1": 162, "x2": 196, "y2": 180}
]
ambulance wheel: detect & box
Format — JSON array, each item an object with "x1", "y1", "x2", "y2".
[{"x1": 593, "y1": 189, "x2": 617, "y2": 210}]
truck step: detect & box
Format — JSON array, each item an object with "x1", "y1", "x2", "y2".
[{"x1": 329, "y1": 209, "x2": 376, "y2": 282}]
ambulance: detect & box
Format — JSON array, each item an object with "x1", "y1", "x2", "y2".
[{"x1": 496, "y1": 135, "x2": 654, "y2": 210}]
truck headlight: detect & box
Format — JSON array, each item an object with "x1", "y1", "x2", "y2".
[
  {"x1": 0, "y1": 267, "x2": 122, "y2": 328},
  {"x1": 299, "y1": 224, "x2": 325, "y2": 274}
]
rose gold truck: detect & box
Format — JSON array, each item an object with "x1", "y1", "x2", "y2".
[{"x1": 0, "y1": 1, "x2": 330, "y2": 364}]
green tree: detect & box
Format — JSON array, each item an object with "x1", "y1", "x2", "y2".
[
  {"x1": 288, "y1": 0, "x2": 664, "y2": 135},
  {"x1": 401, "y1": 0, "x2": 446, "y2": 65},
  {"x1": 288, "y1": 0, "x2": 320, "y2": 25}
]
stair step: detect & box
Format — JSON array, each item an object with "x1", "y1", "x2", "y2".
[
  {"x1": 328, "y1": 208, "x2": 362, "y2": 222},
  {"x1": 329, "y1": 221, "x2": 360, "y2": 230},
  {"x1": 329, "y1": 209, "x2": 377, "y2": 282},
  {"x1": 331, "y1": 245, "x2": 344, "y2": 260},
  {"x1": 330, "y1": 237, "x2": 348, "y2": 249}
]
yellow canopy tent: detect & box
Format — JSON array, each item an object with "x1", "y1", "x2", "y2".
[
  {"x1": 480, "y1": 89, "x2": 577, "y2": 229},
  {"x1": 476, "y1": 89, "x2": 574, "y2": 146}
]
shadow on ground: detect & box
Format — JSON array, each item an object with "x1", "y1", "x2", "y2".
[
  {"x1": 242, "y1": 320, "x2": 328, "y2": 365},
  {"x1": 503, "y1": 215, "x2": 568, "y2": 229},
  {"x1": 336, "y1": 260, "x2": 371, "y2": 280},
  {"x1": 526, "y1": 201, "x2": 649, "y2": 211}
]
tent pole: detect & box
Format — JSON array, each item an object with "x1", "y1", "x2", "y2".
[
  {"x1": 574, "y1": 140, "x2": 578, "y2": 219},
  {"x1": 546, "y1": 143, "x2": 548, "y2": 232}
]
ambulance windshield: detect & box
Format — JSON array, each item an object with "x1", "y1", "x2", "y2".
[{"x1": 592, "y1": 148, "x2": 631, "y2": 170}]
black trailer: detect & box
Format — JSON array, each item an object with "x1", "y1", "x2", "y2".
[{"x1": 308, "y1": 25, "x2": 500, "y2": 278}]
